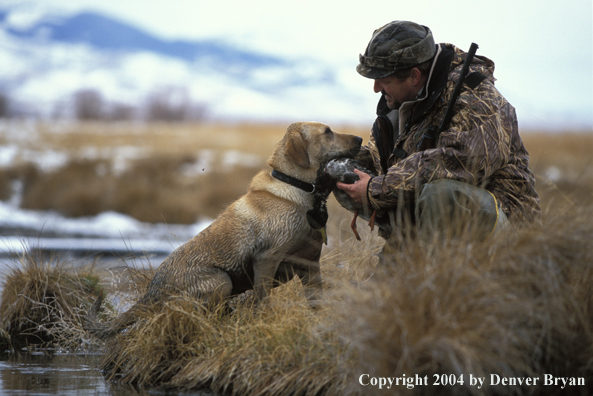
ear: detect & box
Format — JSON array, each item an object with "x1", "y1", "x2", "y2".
[
  {"x1": 284, "y1": 131, "x2": 310, "y2": 168},
  {"x1": 410, "y1": 67, "x2": 423, "y2": 86}
]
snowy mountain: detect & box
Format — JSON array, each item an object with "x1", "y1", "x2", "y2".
[
  {"x1": 0, "y1": 6, "x2": 370, "y2": 124},
  {"x1": 0, "y1": 10, "x2": 286, "y2": 68}
]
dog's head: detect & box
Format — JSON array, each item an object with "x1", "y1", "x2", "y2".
[{"x1": 269, "y1": 122, "x2": 363, "y2": 182}]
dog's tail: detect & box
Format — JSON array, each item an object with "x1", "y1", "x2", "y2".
[{"x1": 83, "y1": 290, "x2": 144, "y2": 340}]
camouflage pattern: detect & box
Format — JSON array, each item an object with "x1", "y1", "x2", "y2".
[
  {"x1": 357, "y1": 21, "x2": 437, "y2": 79},
  {"x1": 356, "y1": 44, "x2": 541, "y2": 226}
]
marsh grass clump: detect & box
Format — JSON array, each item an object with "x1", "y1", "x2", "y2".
[
  {"x1": 100, "y1": 283, "x2": 352, "y2": 396},
  {"x1": 333, "y1": 206, "x2": 593, "y2": 395},
  {"x1": 0, "y1": 251, "x2": 107, "y2": 350}
]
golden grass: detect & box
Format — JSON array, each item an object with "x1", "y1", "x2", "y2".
[
  {"x1": 0, "y1": 121, "x2": 290, "y2": 159},
  {"x1": 522, "y1": 131, "x2": 593, "y2": 209},
  {"x1": 100, "y1": 293, "x2": 350, "y2": 395},
  {"x1": 89, "y1": 204, "x2": 593, "y2": 396},
  {"x1": 0, "y1": 250, "x2": 107, "y2": 349},
  {"x1": 3, "y1": 153, "x2": 263, "y2": 222},
  {"x1": 3, "y1": 121, "x2": 589, "y2": 224},
  {"x1": 0, "y1": 121, "x2": 297, "y2": 222},
  {"x1": 334, "y1": 208, "x2": 593, "y2": 395}
]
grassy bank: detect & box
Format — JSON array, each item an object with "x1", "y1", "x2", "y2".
[{"x1": 91, "y1": 203, "x2": 593, "y2": 396}]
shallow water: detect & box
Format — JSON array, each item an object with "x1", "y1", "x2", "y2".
[
  {"x1": 0, "y1": 352, "x2": 137, "y2": 395},
  {"x1": 0, "y1": 352, "x2": 221, "y2": 395},
  {"x1": 0, "y1": 236, "x2": 220, "y2": 395}
]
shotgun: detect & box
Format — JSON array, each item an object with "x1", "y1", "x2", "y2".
[{"x1": 416, "y1": 42, "x2": 479, "y2": 151}]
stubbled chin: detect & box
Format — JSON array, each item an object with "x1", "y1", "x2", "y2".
[
  {"x1": 388, "y1": 102, "x2": 402, "y2": 110},
  {"x1": 385, "y1": 97, "x2": 396, "y2": 109}
]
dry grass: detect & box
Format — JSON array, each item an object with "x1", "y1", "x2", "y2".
[
  {"x1": 522, "y1": 131, "x2": 593, "y2": 209},
  {"x1": 0, "y1": 250, "x2": 107, "y2": 350},
  {"x1": 0, "y1": 121, "x2": 290, "y2": 159},
  {"x1": 333, "y1": 206, "x2": 593, "y2": 395},
  {"x1": 0, "y1": 121, "x2": 367, "y2": 223},
  {"x1": 1, "y1": 152, "x2": 265, "y2": 223},
  {"x1": 0, "y1": 122, "x2": 287, "y2": 223},
  {"x1": 90, "y1": 202, "x2": 593, "y2": 396},
  {"x1": 100, "y1": 292, "x2": 350, "y2": 395},
  {"x1": 4, "y1": 121, "x2": 588, "y2": 225}
]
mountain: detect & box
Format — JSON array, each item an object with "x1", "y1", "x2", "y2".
[
  {"x1": 1, "y1": 10, "x2": 284, "y2": 68},
  {"x1": 0, "y1": 6, "x2": 366, "y2": 123}
]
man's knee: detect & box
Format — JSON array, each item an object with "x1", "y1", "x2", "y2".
[{"x1": 415, "y1": 179, "x2": 507, "y2": 240}]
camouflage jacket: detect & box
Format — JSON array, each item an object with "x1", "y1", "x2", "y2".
[{"x1": 357, "y1": 43, "x2": 541, "y2": 225}]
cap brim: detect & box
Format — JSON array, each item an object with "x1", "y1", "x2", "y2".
[{"x1": 356, "y1": 63, "x2": 395, "y2": 79}]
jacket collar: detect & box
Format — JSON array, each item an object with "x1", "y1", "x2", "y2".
[{"x1": 409, "y1": 43, "x2": 455, "y2": 125}]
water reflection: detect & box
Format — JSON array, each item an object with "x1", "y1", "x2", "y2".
[
  {"x1": 0, "y1": 352, "x2": 130, "y2": 395},
  {"x1": 0, "y1": 352, "x2": 218, "y2": 395}
]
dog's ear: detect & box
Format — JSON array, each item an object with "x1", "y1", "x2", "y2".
[{"x1": 284, "y1": 131, "x2": 310, "y2": 168}]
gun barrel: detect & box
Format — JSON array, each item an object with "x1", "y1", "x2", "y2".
[{"x1": 437, "y1": 42, "x2": 479, "y2": 134}]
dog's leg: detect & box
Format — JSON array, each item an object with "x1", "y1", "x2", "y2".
[
  {"x1": 300, "y1": 260, "x2": 323, "y2": 307},
  {"x1": 184, "y1": 266, "x2": 233, "y2": 305},
  {"x1": 297, "y1": 243, "x2": 323, "y2": 306},
  {"x1": 280, "y1": 241, "x2": 323, "y2": 307},
  {"x1": 253, "y1": 255, "x2": 282, "y2": 302}
]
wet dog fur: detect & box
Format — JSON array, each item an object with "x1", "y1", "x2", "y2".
[{"x1": 85, "y1": 122, "x2": 362, "y2": 339}]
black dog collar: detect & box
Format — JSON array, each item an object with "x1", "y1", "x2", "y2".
[
  {"x1": 271, "y1": 170, "x2": 315, "y2": 193},
  {"x1": 272, "y1": 169, "x2": 327, "y2": 242}
]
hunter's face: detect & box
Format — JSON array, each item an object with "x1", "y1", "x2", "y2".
[{"x1": 373, "y1": 74, "x2": 417, "y2": 110}]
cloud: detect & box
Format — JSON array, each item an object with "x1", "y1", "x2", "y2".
[{"x1": 3, "y1": 0, "x2": 592, "y2": 129}]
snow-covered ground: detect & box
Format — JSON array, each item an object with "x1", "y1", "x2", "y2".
[
  {"x1": 0, "y1": 200, "x2": 210, "y2": 246},
  {"x1": 0, "y1": 197, "x2": 212, "y2": 283}
]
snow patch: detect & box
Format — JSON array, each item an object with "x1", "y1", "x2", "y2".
[
  {"x1": 544, "y1": 166, "x2": 562, "y2": 183},
  {"x1": 0, "y1": 145, "x2": 18, "y2": 167},
  {"x1": 222, "y1": 150, "x2": 262, "y2": 168},
  {"x1": 0, "y1": 200, "x2": 212, "y2": 241}
]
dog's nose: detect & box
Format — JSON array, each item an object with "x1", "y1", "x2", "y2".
[{"x1": 355, "y1": 136, "x2": 363, "y2": 145}]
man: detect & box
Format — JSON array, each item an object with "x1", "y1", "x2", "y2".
[{"x1": 336, "y1": 21, "x2": 540, "y2": 249}]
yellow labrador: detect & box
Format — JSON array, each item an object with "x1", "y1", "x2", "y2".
[{"x1": 86, "y1": 122, "x2": 362, "y2": 339}]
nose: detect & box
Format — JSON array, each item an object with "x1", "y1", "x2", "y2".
[
  {"x1": 355, "y1": 136, "x2": 363, "y2": 145},
  {"x1": 373, "y1": 80, "x2": 382, "y2": 93}
]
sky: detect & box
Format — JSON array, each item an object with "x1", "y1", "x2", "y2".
[{"x1": 2, "y1": 0, "x2": 592, "y2": 130}]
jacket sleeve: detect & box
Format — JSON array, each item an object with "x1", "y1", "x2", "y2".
[{"x1": 367, "y1": 80, "x2": 513, "y2": 211}]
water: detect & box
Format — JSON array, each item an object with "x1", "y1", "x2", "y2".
[
  {"x1": 0, "y1": 165, "x2": 218, "y2": 395},
  {"x1": 0, "y1": 236, "x2": 218, "y2": 395},
  {"x1": 0, "y1": 352, "x2": 138, "y2": 395},
  {"x1": 0, "y1": 352, "x2": 221, "y2": 395}
]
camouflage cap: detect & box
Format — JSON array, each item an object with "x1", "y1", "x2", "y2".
[{"x1": 357, "y1": 21, "x2": 437, "y2": 79}]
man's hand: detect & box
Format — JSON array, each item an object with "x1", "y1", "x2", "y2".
[{"x1": 336, "y1": 168, "x2": 371, "y2": 208}]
